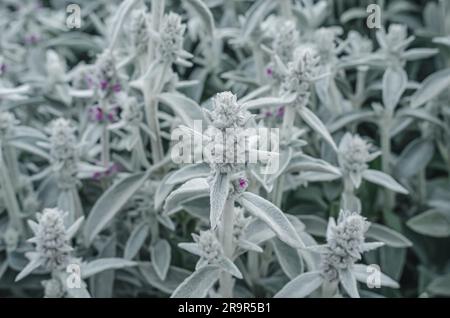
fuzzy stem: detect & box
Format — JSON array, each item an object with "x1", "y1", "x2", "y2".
[
  {"x1": 219, "y1": 197, "x2": 235, "y2": 298},
  {"x1": 100, "y1": 99, "x2": 110, "y2": 168},
  {"x1": 0, "y1": 148, "x2": 22, "y2": 232},
  {"x1": 380, "y1": 112, "x2": 394, "y2": 213},
  {"x1": 149, "y1": 0, "x2": 165, "y2": 61}
]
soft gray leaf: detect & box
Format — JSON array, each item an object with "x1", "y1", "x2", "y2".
[
  {"x1": 366, "y1": 223, "x2": 412, "y2": 247},
  {"x1": 239, "y1": 192, "x2": 304, "y2": 248},
  {"x1": 81, "y1": 258, "x2": 137, "y2": 279},
  {"x1": 274, "y1": 271, "x2": 323, "y2": 298},
  {"x1": 339, "y1": 269, "x2": 360, "y2": 298},
  {"x1": 410, "y1": 68, "x2": 450, "y2": 108},
  {"x1": 139, "y1": 262, "x2": 190, "y2": 294},
  {"x1": 407, "y1": 209, "x2": 450, "y2": 237},
  {"x1": 209, "y1": 172, "x2": 230, "y2": 229},
  {"x1": 151, "y1": 239, "x2": 172, "y2": 281},
  {"x1": 362, "y1": 169, "x2": 408, "y2": 194},
  {"x1": 382, "y1": 67, "x2": 407, "y2": 110},
  {"x1": 170, "y1": 265, "x2": 221, "y2": 298},
  {"x1": 84, "y1": 172, "x2": 149, "y2": 244},
  {"x1": 298, "y1": 107, "x2": 337, "y2": 151},
  {"x1": 395, "y1": 138, "x2": 435, "y2": 178},
  {"x1": 272, "y1": 238, "x2": 303, "y2": 279},
  {"x1": 352, "y1": 264, "x2": 399, "y2": 288}
]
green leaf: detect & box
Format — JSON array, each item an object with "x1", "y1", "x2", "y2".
[
  {"x1": 366, "y1": 223, "x2": 412, "y2": 248},
  {"x1": 165, "y1": 163, "x2": 210, "y2": 185},
  {"x1": 274, "y1": 271, "x2": 323, "y2": 298},
  {"x1": 157, "y1": 92, "x2": 204, "y2": 126},
  {"x1": 81, "y1": 258, "x2": 137, "y2": 279},
  {"x1": 84, "y1": 172, "x2": 149, "y2": 244},
  {"x1": 428, "y1": 275, "x2": 450, "y2": 296},
  {"x1": 124, "y1": 222, "x2": 149, "y2": 260},
  {"x1": 139, "y1": 262, "x2": 191, "y2": 294},
  {"x1": 395, "y1": 138, "x2": 434, "y2": 178},
  {"x1": 185, "y1": 0, "x2": 215, "y2": 37},
  {"x1": 410, "y1": 68, "x2": 450, "y2": 108},
  {"x1": 239, "y1": 192, "x2": 304, "y2": 248},
  {"x1": 272, "y1": 238, "x2": 304, "y2": 279},
  {"x1": 298, "y1": 107, "x2": 337, "y2": 151},
  {"x1": 209, "y1": 172, "x2": 230, "y2": 229},
  {"x1": 362, "y1": 169, "x2": 409, "y2": 194},
  {"x1": 164, "y1": 178, "x2": 209, "y2": 215},
  {"x1": 382, "y1": 67, "x2": 407, "y2": 111},
  {"x1": 170, "y1": 265, "x2": 221, "y2": 298}
]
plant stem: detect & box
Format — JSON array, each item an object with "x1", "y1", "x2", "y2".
[
  {"x1": 149, "y1": 0, "x2": 165, "y2": 61},
  {"x1": 380, "y1": 112, "x2": 394, "y2": 213},
  {"x1": 418, "y1": 168, "x2": 427, "y2": 204},
  {"x1": 100, "y1": 99, "x2": 110, "y2": 168},
  {"x1": 144, "y1": 79, "x2": 165, "y2": 165},
  {"x1": 219, "y1": 196, "x2": 235, "y2": 298},
  {"x1": 252, "y1": 42, "x2": 264, "y2": 84},
  {"x1": 0, "y1": 148, "x2": 22, "y2": 232}
]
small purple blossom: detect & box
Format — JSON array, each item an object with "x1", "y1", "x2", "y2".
[
  {"x1": 266, "y1": 67, "x2": 273, "y2": 77},
  {"x1": 238, "y1": 177, "x2": 248, "y2": 190},
  {"x1": 89, "y1": 106, "x2": 104, "y2": 122},
  {"x1": 276, "y1": 106, "x2": 285, "y2": 118},
  {"x1": 264, "y1": 111, "x2": 273, "y2": 118},
  {"x1": 92, "y1": 163, "x2": 121, "y2": 180},
  {"x1": 92, "y1": 172, "x2": 102, "y2": 181},
  {"x1": 112, "y1": 83, "x2": 121, "y2": 93},
  {"x1": 85, "y1": 75, "x2": 94, "y2": 89},
  {"x1": 25, "y1": 34, "x2": 40, "y2": 45},
  {"x1": 100, "y1": 80, "x2": 109, "y2": 91}
]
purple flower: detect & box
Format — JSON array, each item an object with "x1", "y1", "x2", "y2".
[
  {"x1": 238, "y1": 178, "x2": 248, "y2": 190},
  {"x1": 112, "y1": 83, "x2": 121, "y2": 93},
  {"x1": 89, "y1": 106, "x2": 104, "y2": 122},
  {"x1": 92, "y1": 172, "x2": 102, "y2": 181},
  {"x1": 0, "y1": 64, "x2": 6, "y2": 74},
  {"x1": 266, "y1": 67, "x2": 273, "y2": 77},
  {"x1": 264, "y1": 111, "x2": 273, "y2": 118},
  {"x1": 25, "y1": 34, "x2": 40, "y2": 45},
  {"x1": 276, "y1": 106, "x2": 285, "y2": 118},
  {"x1": 100, "y1": 80, "x2": 109, "y2": 91}
]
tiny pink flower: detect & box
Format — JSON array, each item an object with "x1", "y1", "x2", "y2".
[
  {"x1": 238, "y1": 177, "x2": 248, "y2": 190},
  {"x1": 276, "y1": 106, "x2": 285, "y2": 118},
  {"x1": 112, "y1": 83, "x2": 121, "y2": 93},
  {"x1": 100, "y1": 80, "x2": 109, "y2": 91}
]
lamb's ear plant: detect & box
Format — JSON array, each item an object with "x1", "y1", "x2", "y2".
[{"x1": 2, "y1": 0, "x2": 450, "y2": 299}]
